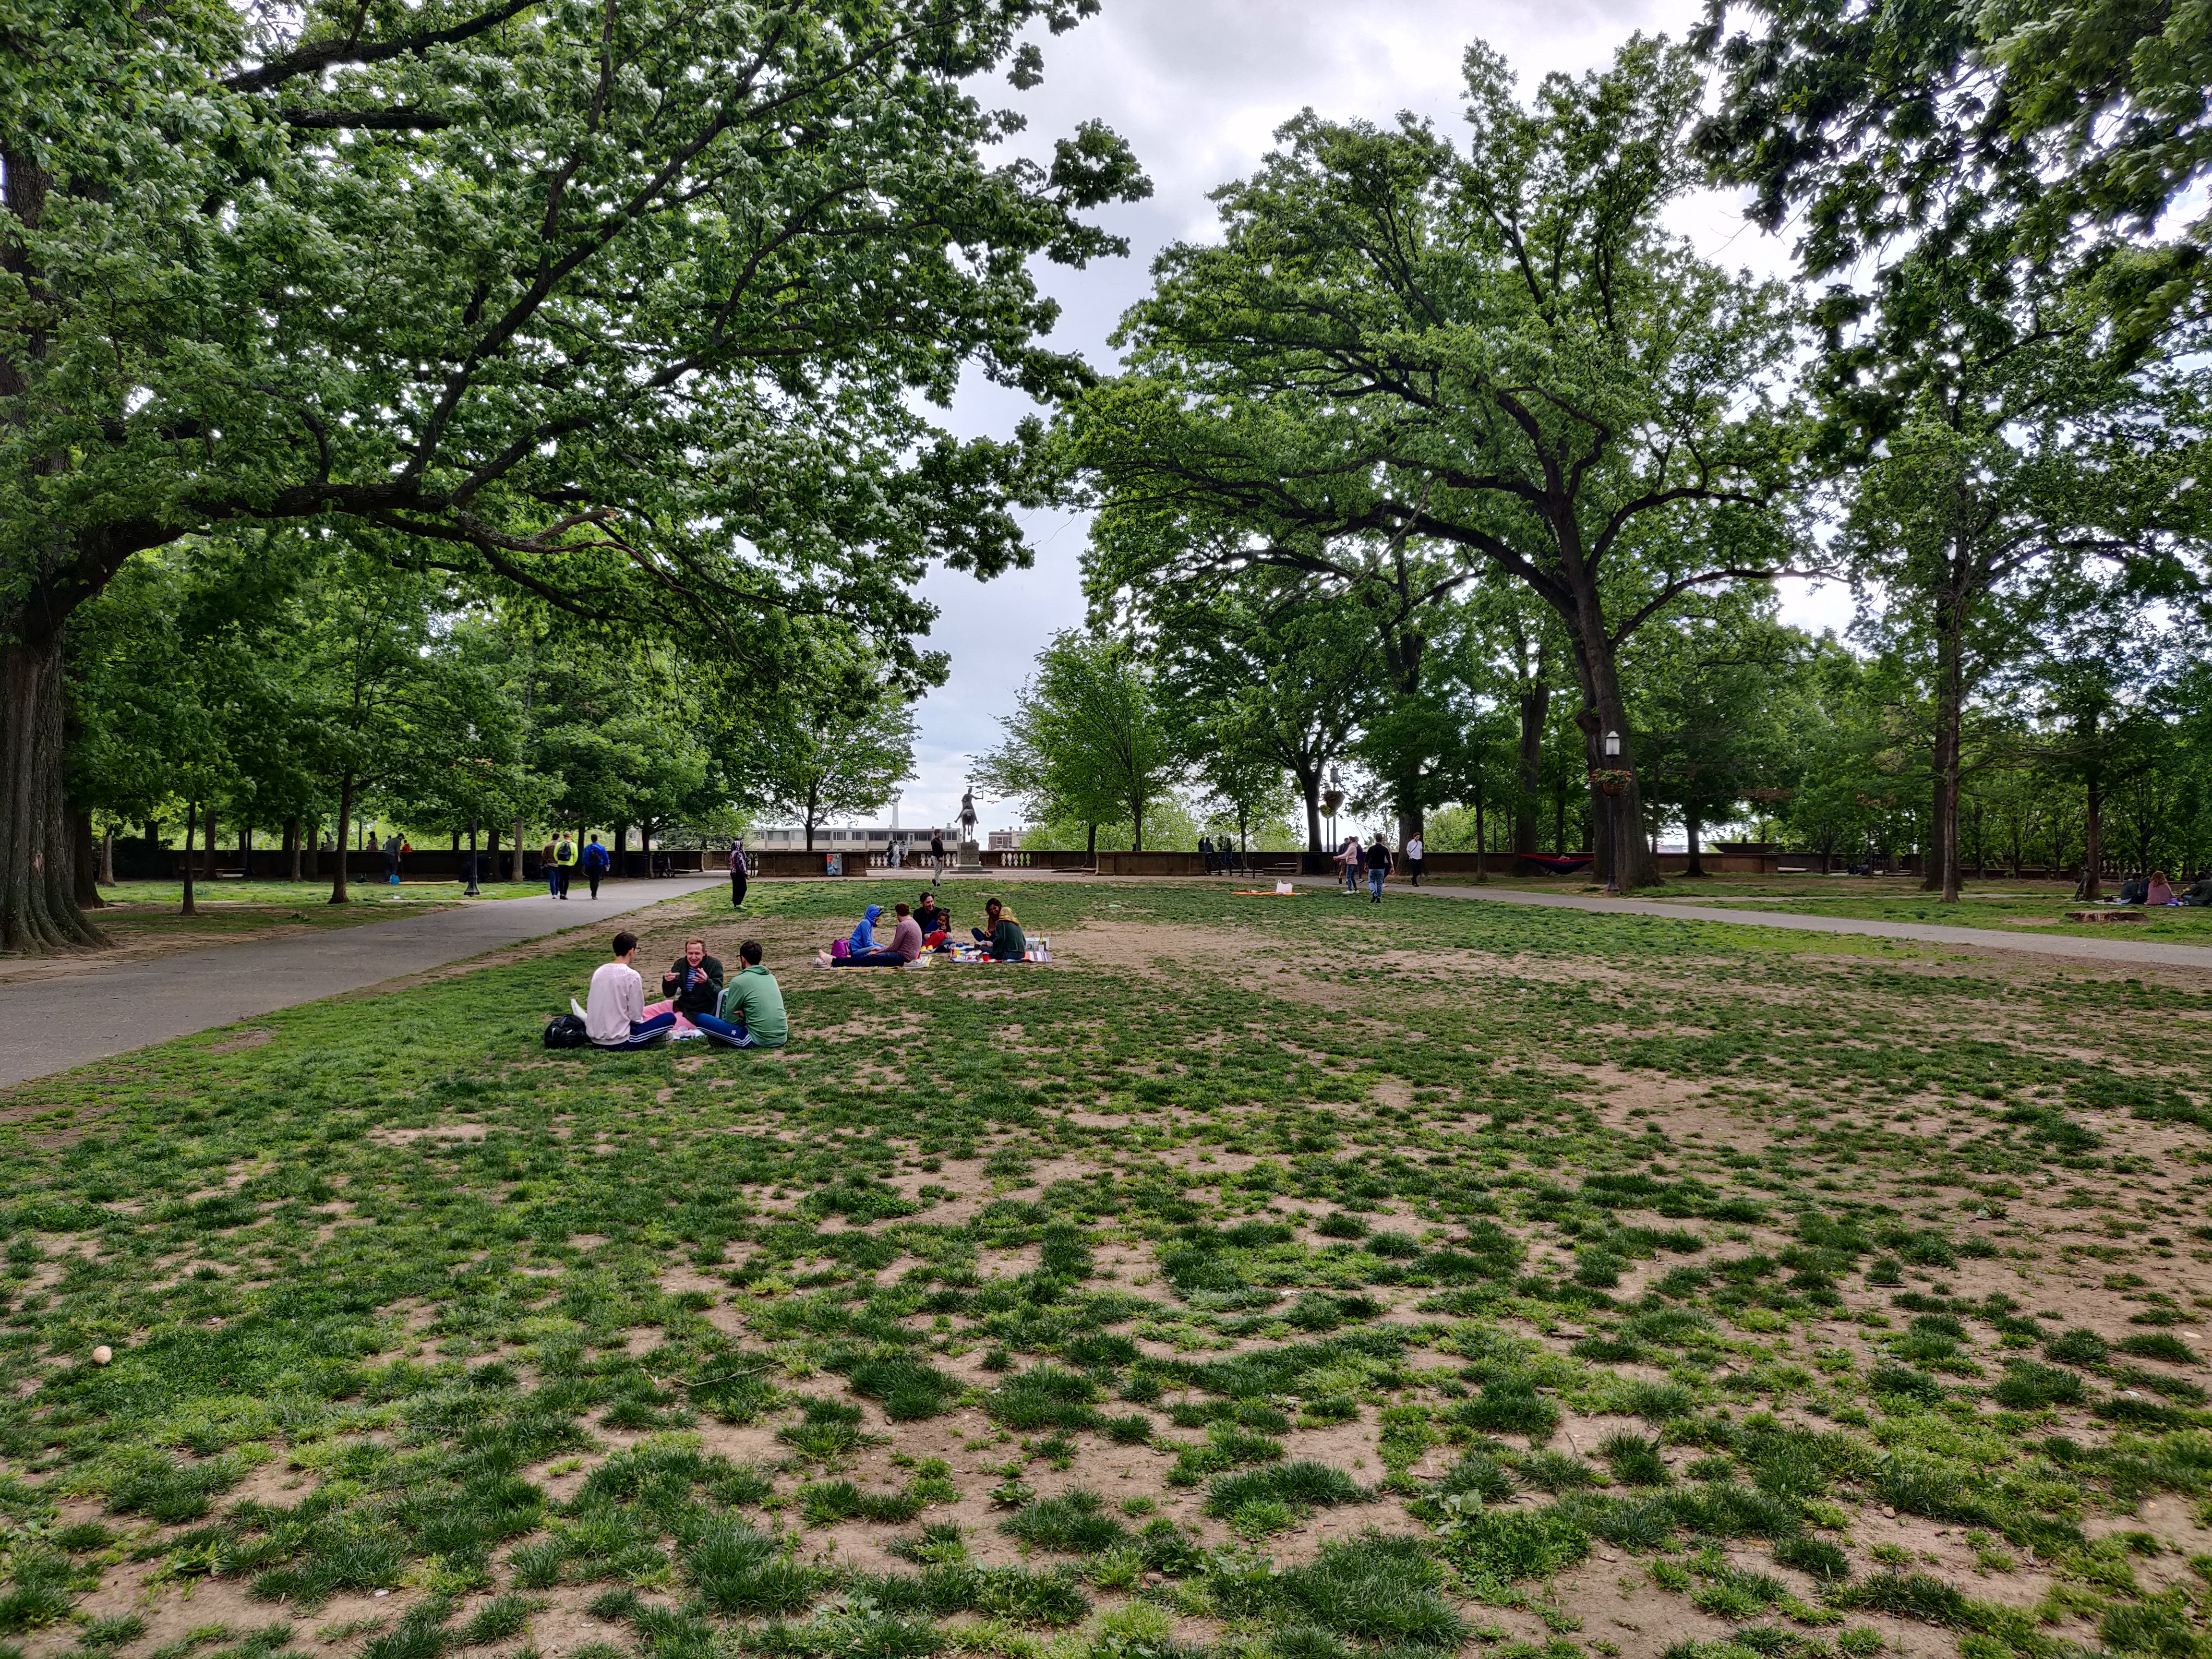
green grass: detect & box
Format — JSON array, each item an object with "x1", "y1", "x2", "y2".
[{"x1": 0, "y1": 878, "x2": 2206, "y2": 1659}]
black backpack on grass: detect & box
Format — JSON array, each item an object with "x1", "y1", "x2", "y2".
[{"x1": 542, "y1": 1013, "x2": 589, "y2": 1049}]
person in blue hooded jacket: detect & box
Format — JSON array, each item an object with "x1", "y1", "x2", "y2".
[
  {"x1": 850, "y1": 904, "x2": 882, "y2": 952},
  {"x1": 817, "y1": 903, "x2": 892, "y2": 969}
]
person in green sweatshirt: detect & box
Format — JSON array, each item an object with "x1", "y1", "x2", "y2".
[
  {"x1": 967, "y1": 897, "x2": 1028, "y2": 962},
  {"x1": 693, "y1": 939, "x2": 788, "y2": 1048}
]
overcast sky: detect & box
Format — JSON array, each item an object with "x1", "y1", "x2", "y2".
[{"x1": 879, "y1": 0, "x2": 1850, "y2": 834}]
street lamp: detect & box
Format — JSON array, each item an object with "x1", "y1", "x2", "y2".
[
  {"x1": 465, "y1": 819, "x2": 481, "y2": 897},
  {"x1": 1602, "y1": 730, "x2": 1622, "y2": 896}
]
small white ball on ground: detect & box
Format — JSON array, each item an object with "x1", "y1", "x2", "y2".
[{"x1": 91, "y1": 1345, "x2": 112, "y2": 1365}]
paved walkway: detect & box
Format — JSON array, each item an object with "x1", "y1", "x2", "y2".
[
  {"x1": 1292, "y1": 877, "x2": 2212, "y2": 971},
  {"x1": 0, "y1": 878, "x2": 721, "y2": 1091}
]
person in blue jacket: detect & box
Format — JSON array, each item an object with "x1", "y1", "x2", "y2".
[
  {"x1": 581, "y1": 834, "x2": 611, "y2": 899},
  {"x1": 849, "y1": 904, "x2": 883, "y2": 952}
]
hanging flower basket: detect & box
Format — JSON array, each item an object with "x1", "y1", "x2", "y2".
[{"x1": 1588, "y1": 768, "x2": 1635, "y2": 797}]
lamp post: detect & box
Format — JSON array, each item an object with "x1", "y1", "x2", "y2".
[
  {"x1": 1602, "y1": 730, "x2": 1622, "y2": 897},
  {"x1": 465, "y1": 820, "x2": 481, "y2": 897}
]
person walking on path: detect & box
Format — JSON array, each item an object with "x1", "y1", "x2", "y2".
[
  {"x1": 1365, "y1": 836, "x2": 1394, "y2": 903},
  {"x1": 1337, "y1": 834, "x2": 1363, "y2": 895},
  {"x1": 930, "y1": 831, "x2": 946, "y2": 885},
  {"x1": 554, "y1": 836, "x2": 577, "y2": 899},
  {"x1": 541, "y1": 842, "x2": 559, "y2": 895},
  {"x1": 728, "y1": 839, "x2": 748, "y2": 908},
  {"x1": 1405, "y1": 831, "x2": 1424, "y2": 887},
  {"x1": 581, "y1": 835, "x2": 610, "y2": 899}
]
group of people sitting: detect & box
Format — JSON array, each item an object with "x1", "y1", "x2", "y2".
[
  {"x1": 814, "y1": 892, "x2": 1028, "y2": 965},
  {"x1": 2109, "y1": 870, "x2": 2212, "y2": 907},
  {"x1": 583, "y1": 931, "x2": 787, "y2": 1050}
]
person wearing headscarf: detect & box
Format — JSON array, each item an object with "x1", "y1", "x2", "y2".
[
  {"x1": 728, "y1": 839, "x2": 748, "y2": 908},
  {"x1": 969, "y1": 897, "x2": 1027, "y2": 961}
]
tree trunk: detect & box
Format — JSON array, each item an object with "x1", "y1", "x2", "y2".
[
  {"x1": 1514, "y1": 680, "x2": 1551, "y2": 855},
  {"x1": 182, "y1": 801, "x2": 199, "y2": 917},
  {"x1": 1474, "y1": 796, "x2": 1487, "y2": 882},
  {"x1": 1684, "y1": 808, "x2": 1706, "y2": 878},
  {"x1": 512, "y1": 814, "x2": 525, "y2": 880},
  {"x1": 287, "y1": 817, "x2": 302, "y2": 881},
  {"x1": 1930, "y1": 604, "x2": 1963, "y2": 902},
  {"x1": 2081, "y1": 776, "x2": 2103, "y2": 900},
  {"x1": 203, "y1": 805, "x2": 217, "y2": 880},
  {"x1": 308, "y1": 817, "x2": 321, "y2": 879},
  {"x1": 1569, "y1": 652, "x2": 1657, "y2": 890},
  {"x1": 1298, "y1": 768, "x2": 1322, "y2": 852},
  {"x1": 241, "y1": 822, "x2": 254, "y2": 880},
  {"x1": 100, "y1": 827, "x2": 115, "y2": 887},
  {"x1": 330, "y1": 775, "x2": 355, "y2": 904},
  {"x1": 0, "y1": 630, "x2": 103, "y2": 949},
  {"x1": 1086, "y1": 822, "x2": 1098, "y2": 862}
]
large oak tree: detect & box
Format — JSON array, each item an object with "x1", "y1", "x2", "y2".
[
  {"x1": 0, "y1": 0, "x2": 1145, "y2": 948},
  {"x1": 1069, "y1": 37, "x2": 1808, "y2": 889}
]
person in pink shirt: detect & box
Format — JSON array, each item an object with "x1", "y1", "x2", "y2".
[{"x1": 831, "y1": 902, "x2": 925, "y2": 966}]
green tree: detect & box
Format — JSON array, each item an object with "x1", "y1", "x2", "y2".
[
  {"x1": 976, "y1": 632, "x2": 1177, "y2": 853},
  {"x1": 1147, "y1": 576, "x2": 1372, "y2": 851},
  {"x1": 739, "y1": 660, "x2": 917, "y2": 851},
  {"x1": 0, "y1": 0, "x2": 1147, "y2": 950},
  {"x1": 1626, "y1": 597, "x2": 1803, "y2": 877},
  {"x1": 1694, "y1": 0, "x2": 2212, "y2": 359},
  {"x1": 1839, "y1": 349, "x2": 2204, "y2": 901},
  {"x1": 1071, "y1": 37, "x2": 1810, "y2": 889}
]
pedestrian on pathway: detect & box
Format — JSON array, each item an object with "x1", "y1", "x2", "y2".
[
  {"x1": 1405, "y1": 830, "x2": 1424, "y2": 887},
  {"x1": 554, "y1": 836, "x2": 577, "y2": 899},
  {"x1": 930, "y1": 831, "x2": 946, "y2": 885},
  {"x1": 541, "y1": 842, "x2": 559, "y2": 895},
  {"x1": 728, "y1": 839, "x2": 748, "y2": 908},
  {"x1": 1365, "y1": 836, "x2": 1394, "y2": 903},
  {"x1": 584, "y1": 931, "x2": 677, "y2": 1050},
  {"x1": 1199, "y1": 835, "x2": 1215, "y2": 875},
  {"x1": 581, "y1": 835, "x2": 610, "y2": 899},
  {"x1": 1337, "y1": 834, "x2": 1363, "y2": 895}
]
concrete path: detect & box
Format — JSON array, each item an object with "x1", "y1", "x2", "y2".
[
  {"x1": 0, "y1": 878, "x2": 721, "y2": 1091},
  {"x1": 1294, "y1": 877, "x2": 2212, "y2": 972}
]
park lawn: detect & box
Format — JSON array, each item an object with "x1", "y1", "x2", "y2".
[
  {"x1": 1454, "y1": 875, "x2": 2212, "y2": 944},
  {"x1": 103, "y1": 883, "x2": 543, "y2": 909},
  {"x1": 1671, "y1": 890, "x2": 2212, "y2": 944},
  {"x1": 0, "y1": 881, "x2": 2207, "y2": 1659},
  {"x1": 0, "y1": 882, "x2": 556, "y2": 974}
]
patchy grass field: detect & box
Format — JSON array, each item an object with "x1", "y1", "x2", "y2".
[
  {"x1": 0, "y1": 882, "x2": 566, "y2": 985},
  {"x1": 0, "y1": 881, "x2": 2207, "y2": 1659}
]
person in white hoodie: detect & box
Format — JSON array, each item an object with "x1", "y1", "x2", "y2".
[{"x1": 585, "y1": 932, "x2": 677, "y2": 1050}]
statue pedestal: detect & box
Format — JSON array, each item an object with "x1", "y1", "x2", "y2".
[{"x1": 957, "y1": 839, "x2": 983, "y2": 873}]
